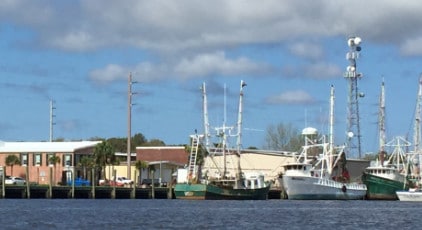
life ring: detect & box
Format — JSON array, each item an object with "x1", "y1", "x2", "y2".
[{"x1": 342, "y1": 185, "x2": 347, "y2": 193}]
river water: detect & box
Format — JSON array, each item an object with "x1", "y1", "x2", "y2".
[{"x1": 0, "y1": 199, "x2": 418, "y2": 229}]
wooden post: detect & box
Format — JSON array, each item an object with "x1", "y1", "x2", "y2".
[
  {"x1": 25, "y1": 164, "x2": 30, "y2": 199},
  {"x1": 151, "y1": 169, "x2": 155, "y2": 199},
  {"x1": 71, "y1": 169, "x2": 75, "y2": 199},
  {"x1": 131, "y1": 170, "x2": 136, "y2": 199},
  {"x1": 91, "y1": 168, "x2": 95, "y2": 199},
  {"x1": 1, "y1": 166, "x2": 5, "y2": 198},
  {"x1": 111, "y1": 169, "x2": 116, "y2": 199},
  {"x1": 48, "y1": 167, "x2": 53, "y2": 198}
]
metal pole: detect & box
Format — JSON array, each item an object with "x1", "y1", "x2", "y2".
[
  {"x1": 127, "y1": 73, "x2": 132, "y2": 180},
  {"x1": 50, "y1": 99, "x2": 55, "y2": 142}
]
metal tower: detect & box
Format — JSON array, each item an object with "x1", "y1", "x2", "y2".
[{"x1": 344, "y1": 36, "x2": 364, "y2": 158}]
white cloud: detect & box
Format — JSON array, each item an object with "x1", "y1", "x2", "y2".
[
  {"x1": 265, "y1": 90, "x2": 314, "y2": 105},
  {"x1": 174, "y1": 51, "x2": 269, "y2": 79},
  {"x1": 304, "y1": 62, "x2": 343, "y2": 79},
  {"x1": 89, "y1": 64, "x2": 127, "y2": 83},
  {"x1": 400, "y1": 37, "x2": 422, "y2": 56},
  {"x1": 89, "y1": 51, "x2": 271, "y2": 84},
  {"x1": 289, "y1": 42, "x2": 324, "y2": 60},
  {"x1": 4, "y1": 0, "x2": 422, "y2": 54}
]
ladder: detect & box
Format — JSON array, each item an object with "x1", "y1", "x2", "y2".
[{"x1": 188, "y1": 134, "x2": 203, "y2": 180}]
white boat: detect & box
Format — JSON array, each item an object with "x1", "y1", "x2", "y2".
[
  {"x1": 281, "y1": 85, "x2": 367, "y2": 200},
  {"x1": 396, "y1": 189, "x2": 422, "y2": 202}
]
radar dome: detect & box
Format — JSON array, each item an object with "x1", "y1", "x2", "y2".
[{"x1": 302, "y1": 127, "x2": 318, "y2": 136}]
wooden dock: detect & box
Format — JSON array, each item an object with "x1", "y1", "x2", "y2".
[
  {"x1": 0, "y1": 185, "x2": 284, "y2": 199},
  {"x1": 1, "y1": 185, "x2": 173, "y2": 199}
]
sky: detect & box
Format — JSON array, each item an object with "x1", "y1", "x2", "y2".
[{"x1": 0, "y1": 0, "x2": 422, "y2": 157}]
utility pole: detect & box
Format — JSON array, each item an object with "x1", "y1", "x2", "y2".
[
  {"x1": 49, "y1": 99, "x2": 56, "y2": 142},
  {"x1": 127, "y1": 73, "x2": 137, "y2": 180}
]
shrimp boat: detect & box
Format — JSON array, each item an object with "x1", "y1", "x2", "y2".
[
  {"x1": 362, "y1": 137, "x2": 409, "y2": 200},
  {"x1": 396, "y1": 76, "x2": 422, "y2": 201},
  {"x1": 174, "y1": 81, "x2": 271, "y2": 200},
  {"x1": 281, "y1": 85, "x2": 367, "y2": 200},
  {"x1": 362, "y1": 81, "x2": 409, "y2": 200}
]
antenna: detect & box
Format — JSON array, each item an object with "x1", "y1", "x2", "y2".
[
  {"x1": 344, "y1": 36, "x2": 364, "y2": 158},
  {"x1": 223, "y1": 83, "x2": 227, "y2": 127},
  {"x1": 49, "y1": 99, "x2": 56, "y2": 142}
]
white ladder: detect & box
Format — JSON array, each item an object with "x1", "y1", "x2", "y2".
[{"x1": 188, "y1": 134, "x2": 203, "y2": 179}]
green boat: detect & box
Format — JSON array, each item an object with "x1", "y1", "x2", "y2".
[
  {"x1": 174, "y1": 176, "x2": 271, "y2": 200},
  {"x1": 174, "y1": 81, "x2": 271, "y2": 200},
  {"x1": 362, "y1": 166, "x2": 407, "y2": 200},
  {"x1": 362, "y1": 82, "x2": 409, "y2": 200}
]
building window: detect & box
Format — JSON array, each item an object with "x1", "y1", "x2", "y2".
[
  {"x1": 63, "y1": 154, "x2": 72, "y2": 167},
  {"x1": 34, "y1": 153, "x2": 42, "y2": 166},
  {"x1": 20, "y1": 153, "x2": 28, "y2": 166},
  {"x1": 47, "y1": 154, "x2": 54, "y2": 166}
]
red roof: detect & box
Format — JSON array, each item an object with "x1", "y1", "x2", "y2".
[{"x1": 136, "y1": 147, "x2": 188, "y2": 165}]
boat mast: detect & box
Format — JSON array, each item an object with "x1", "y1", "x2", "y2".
[
  {"x1": 202, "y1": 82, "x2": 210, "y2": 152},
  {"x1": 235, "y1": 80, "x2": 246, "y2": 185},
  {"x1": 328, "y1": 85, "x2": 335, "y2": 174},
  {"x1": 236, "y1": 80, "x2": 246, "y2": 154},
  {"x1": 379, "y1": 80, "x2": 386, "y2": 166},
  {"x1": 414, "y1": 76, "x2": 422, "y2": 153}
]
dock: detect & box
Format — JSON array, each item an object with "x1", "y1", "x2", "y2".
[
  {"x1": 1, "y1": 185, "x2": 172, "y2": 199},
  {"x1": 0, "y1": 185, "x2": 284, "y2": 199}
]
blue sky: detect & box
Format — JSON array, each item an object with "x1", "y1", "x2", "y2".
[{"x1": 0, "y1": 1, "x2": 421, "y2": 156}]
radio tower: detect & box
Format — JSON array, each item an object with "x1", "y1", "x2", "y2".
[{"x1": 344, "y1": 36, "x2": 364, "y2": 159}]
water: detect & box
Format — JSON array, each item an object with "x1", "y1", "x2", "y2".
[{"x1": 0, "y1": 199, "x2": 419, "y2": 229}]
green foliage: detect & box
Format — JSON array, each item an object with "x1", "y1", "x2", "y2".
[
  {"x1": 48, "y1": 155, "x2": 61, "y2": 165},
  {"x1": 78, "y1": 156, "x2": 95, "y2": 179},
  {"x1": 93, "y1": 140, "x2": 115, "y2": 179},
  {"x1": 5, "y1": 154, "x2": 20, "y2": 176},
  {"x1": 106, "y1": 133, "x2": 149, "y2": 152},
  {"x1": 142, "y1": 139, "x2": 166, "y2": 146}
]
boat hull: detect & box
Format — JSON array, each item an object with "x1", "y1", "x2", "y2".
[
  {"x1": 361, "y1": 172, "x2": 406, "y2": 200},
  {"x1": 174, "y1": 183, "x2": 270, "y2": 200},
  {"x1": 282, "y1": 176, "x2": 367, "y2": 200},
  {"x1": 396, "y1": 190, "x2": 422, "y2": 202}
]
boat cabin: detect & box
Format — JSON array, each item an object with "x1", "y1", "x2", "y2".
[
  {"x1": 243, "y1": 172, "x2": 266, "y2": 189},
  {"x1": 283, "y1": 163, "x2": 313, "y2": 177}
]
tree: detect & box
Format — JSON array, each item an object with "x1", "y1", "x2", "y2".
[
  {"x1": 78, "y1": 156, "x2": 95, "y2": 180},
  {"x1": 48, "y1": 155, "x2": 61, "y2": 185},
  {"x1": 5, "y1": 154, "x2": 20, "y2": 176},
  {"x1": 264, "y1": 123, "x2": 303, "y2": 151},
  {"x1": 135, "y1": 160, "x2": 148, "y2": 185},
  {"x1": 142, "y1": 139, "x2": 166, "y2": 146},
  {"x1": 93, "y1": 140, "x2": 115, "y2": 181},
  {"x1": 132, "y1": 133, "x2": 147, "y2": 149}
]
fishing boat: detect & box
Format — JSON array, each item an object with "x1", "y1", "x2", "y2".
[
  {"x1": 362, "y1": 137, "x2": 409, "y2": 200},
  {"x1": 174, "y1": 81, "x2": 271, "y2": 200},
  {"x1": 281, "y1": 85, "x2": 367, "y2": 200},
  {"x1": 396, "y1": 76, "x2": 422, "y2": 201},
  {"x1": 362, "y1": 81, "x2": 409, "y2": 200}
]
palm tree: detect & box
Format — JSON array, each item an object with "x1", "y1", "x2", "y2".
[
  {"x1": 48, "y1": 155, "x2": 61, "y2": 185},
  {"x1": 135, "y1": 160, "x2": 148, "y2": 185},
  {"x1": 5, "y1": 154, "x2": 20, "y2": 176},
  {"x1": 93, "y1": 141, "x2": 115, "y2": 181},
  {"x1": 78, "y1": 156, "x2": 95, "y2": 180}
]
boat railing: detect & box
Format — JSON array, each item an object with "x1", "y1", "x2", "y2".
[{"x1": 317, "y1": 178, "x2": 366, "y2": 190}]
